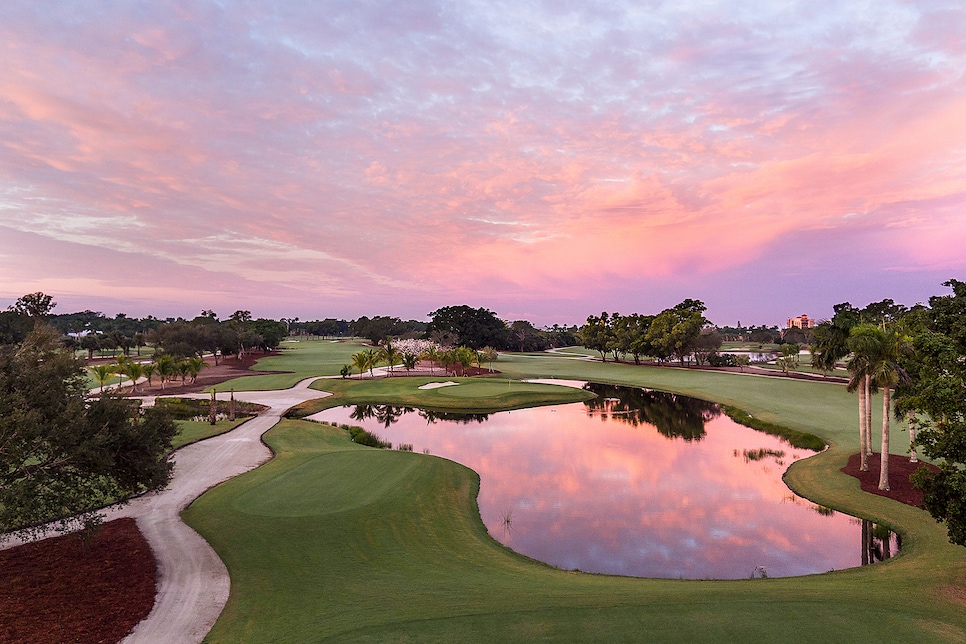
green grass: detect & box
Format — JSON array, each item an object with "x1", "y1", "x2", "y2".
[
  {"x1": 172, "y1": 419, "x2": 250, "y2": 450},
  {"x1": 287, "y1": 376, "x2": 594, "y2": 417},
  {"x1": 211, "y1": 339, "x2": 370, "y2": 391},
  {"x1": 182, "y1": 345, "x2": 966, "y2": 642}
]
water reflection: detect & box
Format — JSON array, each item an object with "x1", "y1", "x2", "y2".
[
  {"x1": 308, "y1": 386, "x2": 899, "y2": 579},
  {"x1": 583, "y1": 384, "x2": 719, "y2": 441}
]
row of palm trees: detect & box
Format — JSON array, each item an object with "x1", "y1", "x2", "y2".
[
  {"x1": 813, "y1": 321, "x2": 912, "y2": 491},
  {"x1": 348, "y1": 343, "x2": 498, "y2": 379},
  {"x1": 88, "y1": 354, "x2": 209, "y2": 393}
]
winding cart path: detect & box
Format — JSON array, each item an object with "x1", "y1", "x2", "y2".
[{"x1": 115, "y1": 378, "x2": 330, "y2": 642}]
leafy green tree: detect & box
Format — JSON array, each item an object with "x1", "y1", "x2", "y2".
[
  {"x1": 0, "y1": 311, "x2": 33, "y2": 345},
  {"x1": 0, "y1": 326, "x2": 176, "y2": 536},
  {"x1": 580, "y1": 312, "x2": 615, "y2": 362},
  {"x1": 896, "y1": 280, "x2": 966, "y2": 546},
  {"x1": 646, "y1": 301, "x2": 707, "y2": 366},
  {"x1": 427, "y1": 305, "x2": 507, "y2": 350},
  {"x1": 8, "y1": 292, "x2": 56, "y2": 319}
]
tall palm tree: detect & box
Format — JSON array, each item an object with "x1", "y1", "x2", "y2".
[
  {"x1": 869, "y1": 326, "x2": 912, "y2": 491},
  {"x1": 847, "y1": 324, "x2": 885, "y2": 472},
  {"x1": 811, "y1": 320, "x2": 851, "y2": 377}
]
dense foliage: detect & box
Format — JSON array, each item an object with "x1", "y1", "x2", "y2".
[
  {"x1": 895, "y1": 280, "x2": 966, "y2": 546},
  {"x1": 0, "y1": 327, "x2": 176, "y2": 537}
]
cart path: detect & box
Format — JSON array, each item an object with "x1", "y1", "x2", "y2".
[{"x1": 115, "y1": 377, "x2": 331, "y2": 643}]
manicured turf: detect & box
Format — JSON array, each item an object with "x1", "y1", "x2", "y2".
[
  {"x1": 171, "y1": 419, "x2": 249, "y2": 450},
  {"x1": 184, "y1": 346, "x2": 966, "y2": 642},
  {"x1": 211, "y1": 339, "x2": 370, "y2": 391}
]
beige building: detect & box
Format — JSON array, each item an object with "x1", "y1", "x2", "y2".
[{"x1": 786, "y1": 314, "x2": 815, "y2": 329}]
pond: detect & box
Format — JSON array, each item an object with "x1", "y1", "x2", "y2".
[{"x1": 308, "y1": 383, "x2": 898, "y2": 579}]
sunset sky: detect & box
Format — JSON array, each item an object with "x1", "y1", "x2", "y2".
[{"x1": 2, "y1": 1, "x2": 965, "y2": 326}]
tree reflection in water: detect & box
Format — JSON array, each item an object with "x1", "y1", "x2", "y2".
[{"x1": 582, "y1": 383, "x2": 719, "y2": 441}]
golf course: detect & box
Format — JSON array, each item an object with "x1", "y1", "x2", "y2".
[{"x1": 182, "y1": 340, "x2": 965, "y2": 642}]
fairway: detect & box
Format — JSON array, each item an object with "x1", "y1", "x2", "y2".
[{"x1": 184, "y1": 346, "x2": 966, "y2": 642}]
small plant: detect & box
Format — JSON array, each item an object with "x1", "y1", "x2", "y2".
[
  {"x1": 396, "y1": 443, "x2": 414, "y2": 452},
  {"x1": 346, "y1": 425, "x2": 391, "y2": 449},
  {"x1": 750, "y1": 566, "x2": 768, "y2": 579}
]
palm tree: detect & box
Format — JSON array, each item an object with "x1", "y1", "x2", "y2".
[
  {"x1": 142, "y1": 363, "x2": 156, "y2": 388},
  {"x1": 123, "y1": 361, "x2": 145, "y2": 393},
  {"x1": 847, "y1": 324, "x2": 884, "y2": 472},
  {"x1": 186, "y1": 356, "x2": 208, "y2": 383},
  {"x1": 868, "y1": 326, "x2": 912, "y2": 491},
  {"x1": 89, "y1": 364, "x2": 116, "y2": 393},
  {"x1": 812, "y1": 319, "x2": 852, "y2": 377},
  {"x1": 379, "y1": 341, "x2": 400, "y2": 376},
  {"x1": 154, "y1": 354, "x2": 177, "y2": 390},
  {"x1": 421, "y1": 346, "x2": 440, "y2": 375},
  {"x1": 176, "y1": 360, "x2": 191, "y2": 386},
  {"x1": 401, "y1": 352, "x2": 419, "y2": 374},
  {"x1": 352, "y1": 350, "x2": 379, "y2": 379},
  {"x1": 481, "y1": 346, "x2": 498, "y2": 372}
]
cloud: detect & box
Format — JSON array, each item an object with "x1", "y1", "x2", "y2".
[{"x1": 1, "y1": 1, "x2": 964, "y2": 324}]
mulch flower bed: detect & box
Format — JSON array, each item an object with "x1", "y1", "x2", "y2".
[
  {"x1": 840, "y1": 452, "x2": 940, "y2": 509},
  {"x1": 0, "y1": 518, "x2": 155, "y2": 644}
]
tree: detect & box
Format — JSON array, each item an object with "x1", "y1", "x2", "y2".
[
  {"x1": 646, "y1": 302, "x2": 707, "y2": 366},
  {"x1": 848, "y1": 324, "x2": 883, "y2": 472},
  {"x1": 427, "y1": 306, "x2": 507, "y2": 350},
  {"x1": 154, "y1": 354, "x2": 178, "y2": 390},
  {"x1": 89, "y1": 363, "x2": 116, "y2": 393},
  {"x1": 9, "y1": 292, "x2": 56, "y2": 319},
  {"x1": 811, "y1": 306, "x2": 857, "y2": 376},
  {"x1": 580, "y1": 312, "x2": 615, "y2": 362},
  {"x1": 0, "y1": 326, "x2": 176, "y2": 537},
  {"x1": 896, "y1": 280, "x2": 966, "y2": 546},
  {"x1": 121, "y1": 359, "x2": 145, "y2": 393},
  {"x1": 509, "y1": 320, "x2": 544, "y2": 352},
  {"x1": 868, "y1": 325, "x2": 911, "y2": 491},
  {"x1": 379, "y1": 341, "x2": 401, "y2": 375}
]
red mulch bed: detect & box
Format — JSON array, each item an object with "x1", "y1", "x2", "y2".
[
  {"x1": 841, "y1": 452, "x2": 941, "y2": 509},
  {"x1": 0, "y1": 518, "x2": 155, "y2": 644},
  {"x1": 117, "y1": 350, "x2": 287, "y2": 396}
]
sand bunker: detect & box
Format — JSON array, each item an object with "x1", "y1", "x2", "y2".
[{"x1": 418, "y1": 381, "x2": 460, "y2": 390}]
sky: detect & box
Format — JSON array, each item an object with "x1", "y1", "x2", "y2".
[{"x1": 1, "y1": 1, "x2": 965, "y2": 327}]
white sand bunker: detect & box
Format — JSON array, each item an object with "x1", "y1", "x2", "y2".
[{"x1": 418, "y1": 381, "x2": 460, "y2": 390}]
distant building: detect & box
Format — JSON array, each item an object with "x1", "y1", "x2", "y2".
[{"x1": 786, "y1": 314, "x2": 815, "y2": 329}]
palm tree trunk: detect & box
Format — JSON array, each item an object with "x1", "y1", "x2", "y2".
[
  {"x1": 864, "y1": 375, "x2": 873, "y2": 459},
  {"x1": 859, "y1": 378, "x2": 868, "y2": 471},
  {"x1": 878, "y1": 387, "x2": 891, "y2": 491}
]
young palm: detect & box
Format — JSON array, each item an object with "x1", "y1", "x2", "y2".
[
  {"x1": 89, "y1": 364, "x2": 116, "y2": 393},
  {"x1": 351, "y1": 351, "x2": 372, "y2": 378},
  {"x1": 154, "y1": 354, "x2": 177, "y2": 390},
  {"x1": 123, "y1": 361, "x2": 145, "y2": 393}
]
